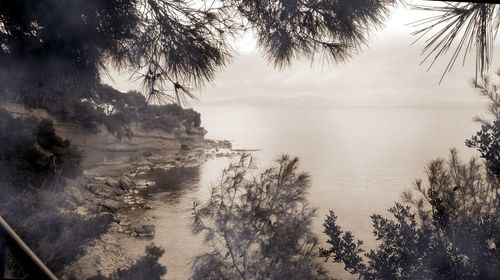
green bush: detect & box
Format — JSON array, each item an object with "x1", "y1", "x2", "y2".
[{"x1": 0, "y1": 109, "x2": 82, "y2": 191}]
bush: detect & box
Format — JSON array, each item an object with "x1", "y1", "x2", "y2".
[
  {"x1": 466, "y1": 74, "x2": 500, "y2": 179},
  {"x1": 0, "y1": 109, "x2": 82, "y2": 191},
  {"x1": 138, "y1": 104, "x2": 201, "y2": 134},
  {"x1": 191, "y1": 154, "x2": 328, "y2": 280},
  {"x1": 321, "y1": 149, "x2": 500, "y2": 280},
  {"x1": 322, "y1": 75, "x2": 500, "y2": 280},
  {"x1": 0, "y1": 190, "x2": 111, "y2": 276},
  {"x1": 2, "y1": 82, "x2": 202, "y2": 138}
]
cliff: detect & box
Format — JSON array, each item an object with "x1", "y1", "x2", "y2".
[{"x1": 1, "y1": 101, "x2": 211, "y2": 167}]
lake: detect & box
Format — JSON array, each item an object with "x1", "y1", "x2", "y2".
[{"x1": 143, "y1": 105, "x2": 485, "y2": 279}]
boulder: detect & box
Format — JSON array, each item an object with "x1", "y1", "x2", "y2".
[
  {"x1": 118, "y1": 176, "x2": 134, "y2": 190},
  {"x1": 67, "y1": 186, "x2": 86, "y2": 205},
  {"x1": 97, "y1": 212, "x2": 116, "y2": 223},
  {"x1": 105, "y1": 178, "x2": 121, "y2": 188},
  {"x1": 134, "y1": 179, "x2": 154, "y2": 189},
  {"x1": 100, "y1": 199, "x2": 122, "y2": 212},
  {"x1": 119, "y1": 220, "x2": 131, "y2": 227},
  {"x1": 88, "y1": 181, "x2": 124, "y2": 197},
  {"x1": 133, "y1": 224, "x2": 155, "y2": 238}
]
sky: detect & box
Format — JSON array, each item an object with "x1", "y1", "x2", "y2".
[{"x1": 103, "y1": 1, "x2": 498, "y2": 108}]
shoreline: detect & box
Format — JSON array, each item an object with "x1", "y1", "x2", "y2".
[{"x1": 63, "y1": 139, "x2": 240, "y2": 278}]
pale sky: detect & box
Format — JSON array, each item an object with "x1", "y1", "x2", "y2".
[{"x1": 104, "y1": 1, "x2": 498, "y2": 108}]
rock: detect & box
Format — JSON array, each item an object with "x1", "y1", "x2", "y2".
[
  {"x1": 117, "y1": 226, "x2": 125, "y2": 233},
  {"x1": 105, "y1": 178, "x2": 121, "y2": 188},
  {"x1": 135, "y1": 179, "x2": 155, "y2": 189},
  {"x1": 98, "y1": 212, "x2": 115, "y2": 223},
  {"x1": 67, "y1": 186, "x2": 86, "y2": 205},
  {"x1": 133, "y1": 224, "x2": 155, "y2": 238},
  {"x1": 87, "y1": 182, "x2": 123, "y2": 198},
  {"x1": 100, "y1": 199, "x2": 121, "y2": 212},
  {"x1": 180, "y1": 144, "x2": 190, "y2": 152},
  {"x1": 119, "y1": 221, "x2": 131, "y2": 227},
  {"x1": 143, "y1": 150, "x2": 153, "y2": 157},
  {"x1": 118, "y1": 177, "x2": 134, "y2": 190}
]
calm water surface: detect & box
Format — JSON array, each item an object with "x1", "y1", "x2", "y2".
[{"x1": 143, "y1": 106, "x2": 484, "y2": 279}]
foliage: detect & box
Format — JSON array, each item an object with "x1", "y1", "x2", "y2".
[
  {"x1": 229, "y1": 0, "x2": 395, "y2": 68},
  {"x1": 16, "y1": 83, "x2": 202, "y2": 138},
  {"x1": 0, "y1": 190, "x2": 111, "y2": 276},
  {"x1": 191, "y1": 154, "x2": 328, "y2": 280},
  {"x1": 466, "y1": 73, "x2": 500, "y2": 179},
  {"x1": 0, "y1": 0, "x2": 398, "y2": 105},
  {"x1": 94, "y1": 87, "x2": 202, "y2": 137},
  {"x1": 321, "y1": 148, "x2": 500, "y2": 280},
  {"x1": 412, "y1": 3, "x2": 500, "y2": 82},
  {"x1": 0, "y1": 110, "x2": 90, "y2": 276},
  {"x1": 138, "y1": 104, "x2": 201, "y2": 134},
  {"x1": 321, "y1": 79, "x2": 500, "y2": 279},
  {"x1": 0, "y1": 108, "x2": 82, "y2": 190},
  {"x1": 88, "y1": 244, "x2": 167, "y2": 280}
]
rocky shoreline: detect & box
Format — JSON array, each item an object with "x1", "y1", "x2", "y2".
[{"x1": 62, "y1": 139, "x2": 237, "y2": 279}]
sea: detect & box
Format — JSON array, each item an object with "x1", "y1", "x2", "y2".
[{"x1": 131, "y1": 105, "x2": 485, "y2": 279}]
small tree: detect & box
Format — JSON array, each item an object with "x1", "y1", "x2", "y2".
[{"x1": 191, "y1": 154, "x2": 328, "y2": 280}]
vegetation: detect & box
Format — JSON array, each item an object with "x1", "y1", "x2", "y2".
[
  {"x1": 0, "y1": 0, "x2": 398, "y2": 106},
  {"x1": 1, "y1": 1, "x2": 499, "y2": 279},
  {"x1": 0, "y1": 190, "x2": 111, "y2": 276},
  {"x1": 320, "y1": 79, "x2": 500, "y2": 280},
  {"x1": 191, "y1": 154, "x2": 328, "y2": 280},
  {"x1": 466, "y1": 73, "x2": 500, "y2": 179},
  {"x1": 16, "y1": 83, "x2": 202, "y2": 138},
  {"x1": 321, "y1": 152, "x2": 499, "y2": 279},
  {"x1": 0, "y1": 108, "x2": 82, "y2": 191},
  {"x1": 0, "y1": 109, "x2": 105, "y2": 277},
  {"x1": 412, "y1": 2, "x2": 500, "y2": 82}
]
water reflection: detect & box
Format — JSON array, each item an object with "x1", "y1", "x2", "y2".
[{"x1": 142, "y1": 166, "x2": 201, "y2": 203}]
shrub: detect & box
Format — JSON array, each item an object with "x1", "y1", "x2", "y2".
[
  {"x1": 0, "y1": 109, "x2": 82, "y2": 191},
  {"x1": 466, "y1": 74, "x2": 500, "y2": 179},
  {"x1": 138, "y1": 104, "x2": 201, "y2": 134},
  {"x1": 191, "y1": 154, "x2": 328, "y2": 280},
  {"x1": 0, "y1": 190, "x2": 111, "y2": 276},
  {"x1": 321, "y1": 150, "x2": 500, "y2": 280},
  {"x1": 322, "y1": 75, "x2": 500, "y2": 280}
]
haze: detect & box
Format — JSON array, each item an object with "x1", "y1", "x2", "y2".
[{"x1": 104, "y1": 1, "x2": 498, "y2": 108}]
